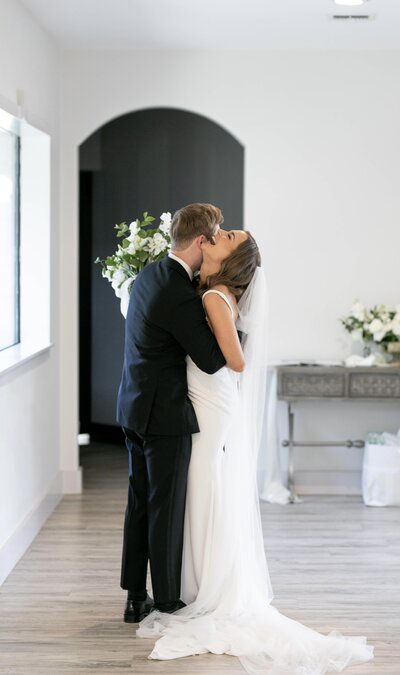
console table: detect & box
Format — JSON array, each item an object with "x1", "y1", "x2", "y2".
[{"x1": 276, "y1": 365, "x2": 400, "y2": 502}]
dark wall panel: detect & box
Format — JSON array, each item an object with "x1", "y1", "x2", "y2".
[{"x1": 79, "y1": 108, "x2": 244, "y2": 432}]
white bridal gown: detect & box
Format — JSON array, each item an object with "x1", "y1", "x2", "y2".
[{"x1": 137, "y1": 285, "x2": 374, "y2": 675}]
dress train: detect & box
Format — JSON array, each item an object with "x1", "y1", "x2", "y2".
[{"x1": 137, "y1": 360, "x2": 373, "y2": 675}]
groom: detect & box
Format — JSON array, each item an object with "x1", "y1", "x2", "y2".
[{"x1": 117, "y1": 203, "x2": 226, "y2": 622}]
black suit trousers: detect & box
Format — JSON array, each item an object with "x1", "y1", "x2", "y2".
[{"x1": 120, "y1": 428, "x2": 191, "y2": 604}]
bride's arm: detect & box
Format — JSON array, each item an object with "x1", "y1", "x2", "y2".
[{"x1": 202, "y1": 293, "x2": 245, "y2": 372}]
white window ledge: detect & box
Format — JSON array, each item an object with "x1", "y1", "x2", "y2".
[{"x1": 0, "y1": 342, "x2": 53, "y2": 376}]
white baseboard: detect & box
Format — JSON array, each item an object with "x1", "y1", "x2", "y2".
[
  {"x1": 294, "y1": 470, "x2": 362, "y2": 495},
  {"x1": 0, "y1": 477, "x2": 61, "y2": 586},
  {"x1": 0, "y1": 467, "x2": 82, "y2": 586}
]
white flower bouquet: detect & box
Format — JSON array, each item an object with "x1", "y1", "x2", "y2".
[
  {"x1": 95, "y1": 211, "x2": 172, "y2": 317},
  {"x1": 341, "y1": 300, "x2": 400, "y2": 356}
]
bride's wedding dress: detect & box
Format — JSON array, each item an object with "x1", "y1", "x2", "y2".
[{"x1": 137, "y1": 274, "x2": 373, "y2": 674}]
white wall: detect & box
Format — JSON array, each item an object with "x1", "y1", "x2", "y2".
[
  {"x1": 60, "y1": 49, "x2": 400, "y2": 493},
  {"x1": 0, "y1": 0, "x2": 78, "y2": 584}
]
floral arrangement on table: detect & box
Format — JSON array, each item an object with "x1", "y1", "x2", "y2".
[
  {"x1": 341, "y1": 300, "x2": 400, "y2": 362},
  {"x1": 95, "y1": 211, "x2": 172, "y2": 317}
]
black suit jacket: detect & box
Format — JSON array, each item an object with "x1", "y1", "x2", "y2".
[{"x1": 116, "y1": 256, "x2": 226, "y2": 435}]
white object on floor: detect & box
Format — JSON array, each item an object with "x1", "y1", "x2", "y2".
[
  {"x1": 78, "y1": 433, "x2": 90, "y2": 446},
  {"x1": 362, "y1": 430, "x2": 400, "y2": 506}
]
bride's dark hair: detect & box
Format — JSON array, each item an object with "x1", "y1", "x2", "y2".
[{"x1": 199, "y1": 231, "x2": 261, "y2": 299}]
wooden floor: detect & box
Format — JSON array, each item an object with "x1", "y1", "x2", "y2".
[{"x1": 1, "y1": 443, "x2": 399, "y2": 674}]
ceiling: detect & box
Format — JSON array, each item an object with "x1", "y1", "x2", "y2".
[{"x1": 19, "y1": 0, "x2": 400, "y2": 50}]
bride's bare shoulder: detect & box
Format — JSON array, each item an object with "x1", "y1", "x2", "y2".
[
  {"x1": 210, "y1": 283, "x2": 229, "y2": 293},
  {"x1": 212, "y1": 285, "x2": 237, "y2": 305},
  {"x1": 208, "y1": 284, "x2": 233, "y2": 298},
  {"x1": 204, "y1": 285, "x2": 238, "y2": 320}
]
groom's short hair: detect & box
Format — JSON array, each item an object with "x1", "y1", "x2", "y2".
[{"x1": 170, "y1": 203, "x2": 224, "y2": 250}]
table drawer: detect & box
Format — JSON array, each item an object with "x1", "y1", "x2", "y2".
[
  {"x1": 349, "y1": 372, "x2": 400, "y2": 398},
  {"x1": 278, "y1": 372, "x2": 345, "y2": 398}
]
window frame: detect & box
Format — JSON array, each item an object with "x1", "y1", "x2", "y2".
[
  {"x1": 0, "y1": 127, "x2": 21, "y2": 352},
  {"x1": 0, "y1": 105, "x2": 52, "y2": 375}
]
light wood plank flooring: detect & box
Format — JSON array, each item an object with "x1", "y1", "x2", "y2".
[{"x1": 0, "y1": 443, "x2": 399, "y2": 674}]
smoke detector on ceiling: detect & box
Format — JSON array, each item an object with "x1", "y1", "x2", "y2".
[{"x1": 330, "y1": 14, "x2": 375, "y2": 20}]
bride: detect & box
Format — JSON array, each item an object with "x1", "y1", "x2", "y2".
[{"x1": 137, "y1": 229, "x2": 374, "y2": 675}]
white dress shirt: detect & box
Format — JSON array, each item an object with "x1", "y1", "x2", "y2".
[{"x1": 168, "y1": 252, "x2": 194, "y2": 281}]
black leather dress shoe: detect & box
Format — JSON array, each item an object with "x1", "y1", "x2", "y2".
[
  {"x1": 153, "y1": 599, "x2": 186, "y2": 614},
  {"x1": 124, "y1": 592, "x2": 154, "y2": 623}
]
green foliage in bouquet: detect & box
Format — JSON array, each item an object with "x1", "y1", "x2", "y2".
[{"x1": 94, "y1": 211, "x2": 172, "y2": 301}]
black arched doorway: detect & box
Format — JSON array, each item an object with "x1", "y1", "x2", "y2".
[{"x1": 79, "y1": 108, "x2": 244, "y2": 440}]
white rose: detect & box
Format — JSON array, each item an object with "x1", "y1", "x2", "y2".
[
  {"x1": 392, "y1": 320, "x2": 400, "y2": 337},
  {"x1": 154, "y1": 232, "x2": 168, "y2": 248},
  {"x1": 350, "y1": 301, "x2": 365, "y2": 322},
  {"x1": 146, "y1": 232, "x2": 168, "y2": 256},
  {"x1": 369, "y1": 318, "x2": 387, "y2": 342},
  {"x1": 127, "y1": 220, "x2": 140, "y2": 242},
  {"x1": 144, "y1": 237, "x2": 155, "y2": 253},
  {"x1": 395, "y1": 304, "x2": 400, "y2": 315},
  {"x1": 134, "y1": 235, "x2": 148, "y2": 250},
  {"x1": 159, "y1": 212, "x2": 172, "y2": 234},
  {"x1": 369, "y1": 318, "x2": 383, "y2": 333},
  {"x1": 127, "y1": 242, "x2": 137, "y2": 255}
]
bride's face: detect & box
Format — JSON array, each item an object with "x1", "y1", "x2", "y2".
[{"x1": 201, "y1": 229, "x2": 248, "y2": 265}]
